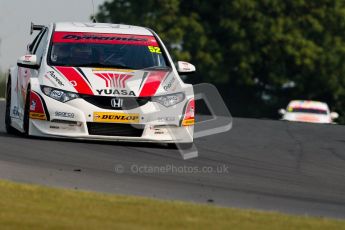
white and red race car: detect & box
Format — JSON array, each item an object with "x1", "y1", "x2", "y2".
[
  {"x1": 279, "y1": 100, "x2": 339, "y2": 124},
  {"x1": 5, "y1": 22, "x2": 195, "y2": 144}
]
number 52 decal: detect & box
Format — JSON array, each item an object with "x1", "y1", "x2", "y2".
[{"x1": 148, "y1": 46, "x2": 162, "y2": 54}]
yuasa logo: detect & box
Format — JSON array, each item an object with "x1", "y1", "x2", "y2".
[
  {"x1": 95, "y1": 73, "x2": 133, "y2": 88},
  {"x1": 96, "y1": 89, "x2": 136, "y2": 96}
]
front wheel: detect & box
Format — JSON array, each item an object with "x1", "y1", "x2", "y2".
[{"x1": 23, "y1": 86, "x2": 31, "y2": 135}]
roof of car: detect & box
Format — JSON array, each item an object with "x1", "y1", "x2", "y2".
[
  {"x1": 54, "y1": 22, "x2": 153, "y2": 36},
  {"x1": 287, "y1": 100, "x2": 329, "y2": 110}
]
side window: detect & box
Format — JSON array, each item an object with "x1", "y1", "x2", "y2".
[{"x1": 34, "y1": 30, "x2": 48, "y2": 65}]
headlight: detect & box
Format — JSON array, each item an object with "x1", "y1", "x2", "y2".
[
  {"x1": 41, "y1": 86, "x2": 79, "y2": 103},
  {"x1": 152, "y1": 92, "x2": 185, "y2": 107}
]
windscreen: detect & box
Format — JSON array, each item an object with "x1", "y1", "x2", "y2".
[
  {"x1": 49, "y1": 32, "x2": 168, "y2": 69},
  {"x1": 288, "y1": 107, "x2": 328, "y2": 115}
]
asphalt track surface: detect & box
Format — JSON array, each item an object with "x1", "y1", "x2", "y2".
[{"x1": 0, "y1": 100, "x2": 345, "y2": 219}]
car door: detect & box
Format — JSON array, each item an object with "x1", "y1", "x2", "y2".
[{"x1": 17, "y1": 29, "x2": 48, "y2": 120}]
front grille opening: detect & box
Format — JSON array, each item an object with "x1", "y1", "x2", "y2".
[
  {"x1": 87, "y1": 122, "x2": 144, "y2": 137},
  {"x1": 81, "y1": 95, "x2": 150, "y2": 110}
]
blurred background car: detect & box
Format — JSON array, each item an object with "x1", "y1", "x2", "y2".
[{"x1": 279, "y1": 100, "x2": 339, "y2": 124}]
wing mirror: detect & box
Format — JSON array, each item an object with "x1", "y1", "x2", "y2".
[
  {"x1": 278, "y1": 108, "x2": 286, "y2": 115},
  {"x1": 17, "y1": 55, "x2": 39, "y2": 69},
  {"x1": 177, "y1": 61, "x2": 196, "y2": 75},
  {"x1": 330, "y1": 112, "x2": 339, "y2": 120}
]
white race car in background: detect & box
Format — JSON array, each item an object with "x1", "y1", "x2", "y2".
[
  {"x1": 279, "y1": 100, "x2": 339, "y2": 124},
  {"x1": 5, "y1": 22, "x2": 195, "y2": 144}
]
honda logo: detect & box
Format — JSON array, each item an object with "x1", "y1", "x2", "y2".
[{"x1": 111, "y1": 98, "x2": 123, "y2": 108}]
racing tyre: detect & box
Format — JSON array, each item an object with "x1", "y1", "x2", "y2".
[
  {"x1": 23, "y1": 86, "x2": 31, "y2": 135},
  {"x1": 5, "y1": 78, "x2": 17, "y2": 134}
]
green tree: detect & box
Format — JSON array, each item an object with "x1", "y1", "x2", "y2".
[
  {"x1": 96, "y1": 0, "x2": 206, "y2": 62},
  {"x1": 96, "y1": 0, "x2": 345, "y2": 123}
]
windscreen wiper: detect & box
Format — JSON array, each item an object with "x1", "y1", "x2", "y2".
[
  {"x1": 76, "y1": 63, "x2": 134, "y2": 69},
  {"x1": 143, "y1": 66, "x2": 171, "y2": 71}
]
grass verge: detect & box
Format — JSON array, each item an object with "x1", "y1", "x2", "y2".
[{"x1": 0, "y1": 180, "x2": 344, "y2": 230}]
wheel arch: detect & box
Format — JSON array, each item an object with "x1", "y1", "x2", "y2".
[
  {"x1": 6, "y1": 69, "x2": 11, "y2": 95},
  {"x1": 7, "y1": 67, "x2": 18, "y2": 97}
]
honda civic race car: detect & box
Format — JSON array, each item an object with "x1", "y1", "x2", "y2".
[
  {"x1": 279, "y1": 100, "x2": 339, "y2": 124},
  {"x1": 5, "y1": 22, "x2": 195, "y2": 144}
]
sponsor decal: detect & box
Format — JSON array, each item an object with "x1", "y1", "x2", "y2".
[
  {"x1": 94, "y1": 73, "x2": 133, "y2": 88},
  {"x1": 96, "y1": 89, "x2": 136, "y2": 96},
  {"x1": 55, "y1": 111, "x2": 75, "y2": 118},
  {"x1": 182, "y1": 118, "x2": 195, "y2": 126},
  {"x1": 12, "y1": 106, "x2": 19, "y2": 117},
  {"x1": 153, "y1": 128, "x2": 167, "y2": 135},
  {"x1": 44, "y1": 75, "x2": 58, "y2": 87},
  {"x1": 154, "y1": 131, "x2": 165, "y2": 135},
  {"x1": 157, "y1": 116, "x2": 176, "y2": 122},
  {"x1": 51, "y1": 90, "x2": 64, "y2": 98},
  {"x1": 62, "y1": 34, "x2": 146, "y2": 42},
  {"x1": 47, "y1": 71, "x2": 64, "y2": 86},
  {"x1": 139, "y1": 71, "x2": 169, "y2": 97},
  {"x1": 148, "y1": 46, "x2": 161, "y2": 53},
  {"x1": 162, "y1": 76, "x2": 176, "y2": 91},
  {"x1": 30, "y1": 91, "x2": 48, "y2": 121},
  {"x1": 49, "y1": 125, "x2": 76, "y2": 131},
  {"x1": 70, "y1": 80, "x2": 77, "y2": 87},
  {"x1": 93, "y1": 112, "x2": 139, "y2": 123},
  {"x1": 30, "y1": 112, "x2": 47, "y2": 120},
  {"x1": 24, "y1": 55, "x2": 31, "y2": 62},
  {"x1": 55, "y1": 67, "x2": 93, "y2": 95},
  {"x1": 53, "y1": 32, "x2": 158, "y2": 46},
  {"x1": 30, "y1": 100, "x2": 37, "y2": 111},
  {"x1": 180, "y1": 62, "x2": 193, "y2": 71}
]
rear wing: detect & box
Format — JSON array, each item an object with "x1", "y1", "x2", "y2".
[{"x1": 30, "y1": 22, "x2": 45, "y2": 35}]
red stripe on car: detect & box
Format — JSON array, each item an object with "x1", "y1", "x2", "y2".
[
  {"x1": 30, "y1": 91, "x2": 45, "y2": 114},
  {"x1": 53, "y1": 32, "x2": 158, "y2": 46},
  {"x1": 139, "y1": 71, "x2": 168, "y2": 97},
  {"x1": 182, "y1": 98, "x2": 195, "y2": 126},
  {"x1": 95, "y1": 73, "x2": 110, "y2": 87},
  {"x1": 55, "y1": 67, "x2": 94, "y2": 95},
  {"x1": 29, "y1": 91, "x2": 47, "y2": 120}
]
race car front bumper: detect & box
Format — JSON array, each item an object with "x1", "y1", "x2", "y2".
[{"x1": 28, "y1": 91, "x2": 194, "y2": 143}]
